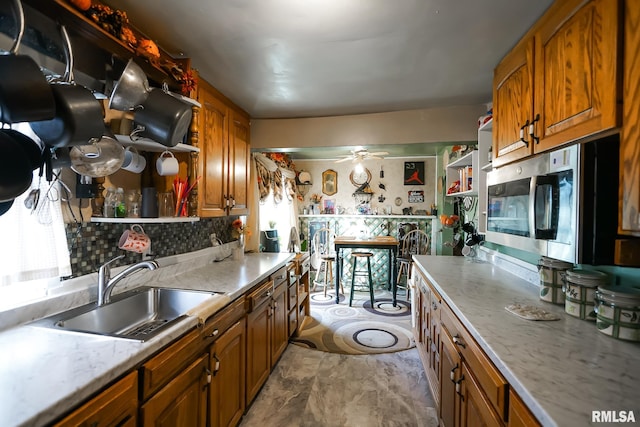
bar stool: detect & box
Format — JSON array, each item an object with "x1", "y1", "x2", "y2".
[
  {"x1": 397, "y1": 229, "x2": 430, "y2": 302},
  {"x1": 349, "y1": 251, "x2": 375, "y2": 307},
  {"x1": 312, "y1": 228, "x2": 344, "y2": 297}
]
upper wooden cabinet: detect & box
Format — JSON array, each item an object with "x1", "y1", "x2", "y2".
[
  {"x1": 620, "y1": 0, "x2": 640, "y2": 235},
  {"x1": 493, "y1": 38, "x2": 535, "y2": 166},
  {"x1": 493, "y1": 0, "x2": 621, "y2": 167},
  {"x1": 196, "y1": 77, "x2": 251, "y2": 217}
]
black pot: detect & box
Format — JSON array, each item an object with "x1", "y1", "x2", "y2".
[
  {"x1": 132, "y1": 88, "x2": 192, "y2": 147},
  {"x1": 0, "y1": 0, "x2": 55, "y2": 124},
  {"x1": 0, "y1": 199, "x2": 15, "y2": 217},
  {"x1": 0, "y1": 132, "x2": 33, "y2": 202},
  {"x1": 30, "y1": 25, "x2": 104, "y2": 148},
  {"x1": 1, "y1": 129, "x2": 43, "y2": 170}
]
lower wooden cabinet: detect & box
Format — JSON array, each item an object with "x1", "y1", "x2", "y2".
[
  {"x1": 414, "y1": 267, "x2": 536, "y2": 427},
  {"x1": 209, "y1": 318, "x2": 246, "y2": 427},
  {"x1": 508, "y1": 390, "x2": 541, "y2": 427},
  {"x1": 53, "y1": 371, "x2": 138, "y2": 427},
  {"x1": 140, "y1": 355, "x2": 209, "y2": 427},
  {"x1": 460, "y1": 362, "x2": 504, "y2": 427},
  {"x1": 440, "y1": 326, "x2": 461, "y2": 427}
]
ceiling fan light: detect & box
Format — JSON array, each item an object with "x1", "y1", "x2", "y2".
[{"x1": 354, "y1": 162, "x2": 364, "y2": 173}]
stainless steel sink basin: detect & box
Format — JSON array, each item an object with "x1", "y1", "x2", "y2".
[{"x1": 32, "y1": 287, "x2": 222, "y2": 341}]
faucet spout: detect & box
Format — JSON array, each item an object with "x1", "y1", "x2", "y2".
[{"x1": 97, "y1": 256, "x2": 159, "y2": 306}]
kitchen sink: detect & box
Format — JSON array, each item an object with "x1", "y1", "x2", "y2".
[{"x1": 32, "y1": 287, "x2": 222, "y2": 341}]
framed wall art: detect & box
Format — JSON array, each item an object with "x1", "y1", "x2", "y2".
[
  {"x1": 322, "y1": 169, "x2": 338, "y2": 196},
  {"x1": 404, "y1": 161, "x2": 425, "y2": 185}
]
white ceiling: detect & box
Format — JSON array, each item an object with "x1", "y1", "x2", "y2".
[{"x1": 106, "y1": 0, "x2": 553, "y2": 119}]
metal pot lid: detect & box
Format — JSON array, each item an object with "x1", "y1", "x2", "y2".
[{"x1": 69, "y1": 136, "x2": 125, "y2": 178}]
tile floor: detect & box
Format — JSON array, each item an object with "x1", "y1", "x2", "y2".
[{"x1": 239, "y1": 344, "x2": 439, "y2": 427}]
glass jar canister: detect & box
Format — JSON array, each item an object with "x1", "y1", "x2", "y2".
[{"x1": 114, "y1": 187, "x2": 126, "y2": 218}]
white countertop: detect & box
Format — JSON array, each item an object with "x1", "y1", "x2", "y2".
[
  {"x1": 0, "y1": 252, "x2": 293, "y2": 427},
  {"x1": 412, "y1": 255, "x2": 640, "y2": 427}
]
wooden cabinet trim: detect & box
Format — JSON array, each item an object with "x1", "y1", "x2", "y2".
[
  {"x1": 140, "y1": 327, "x2": 202, "y2": 400},
  {"x1": 247, "y1": 279, "x2": 275, "y2": 313},
  {"x1": 140, "y1": 355, "x2": 208, "y2": 427},
  {"x1": 53, "y1": 371, "x2": 138, "y2": 427},
  {"x1": 202, "y1": 297, "x2": 246, "y2": 345}
]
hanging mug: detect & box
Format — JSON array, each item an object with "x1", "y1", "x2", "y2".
[
  {"x1": 156, "y1": 150, "x2": 179, "y2": 176},
  {"x1": 118, "y1": 224, "x2": 151, "y2": 253},
  {"x1": 121, "y1": 146, "x2": 146, "y2": 173}
]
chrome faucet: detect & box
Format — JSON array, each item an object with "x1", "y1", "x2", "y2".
[{"x1": 97, "y1": 255, "x2": 159, "y2": 306}]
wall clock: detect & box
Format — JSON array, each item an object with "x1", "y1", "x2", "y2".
[{"x1": 349, "y1": 167, "x2": 371, "y2": 187}]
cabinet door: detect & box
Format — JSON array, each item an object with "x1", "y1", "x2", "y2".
[
  {"x1": 620, "y1": 0, "x2": 640, "y2": 235},
  {"x1": 271, "y1": 282, "x2": 289, "y2": 364},
  {"x1": 246, "y1": 299, "x2": 272, "y2": 404},
  {"x1": 228, "y1": 111, "x2": 250, "y2": 215},
  {"x1": 460, "y1": 363, "x2": 504, "y2": 427},
  {"x1": 493, "y1": 37, "x2": 534, "y2": 167},
  {"x1": 508, "y1": 389, "x2": 541, "y2": 427},
  {"x1": 439, "y1": 329, "x2": 461, "y2": 427},
  {"x1": 53, "y1": 372, "x2": 137, "y2": 427},
  {"x1": 210, "y1": 318, "x2": 246, "y2": 427},
  {"x1": 428, "y1": 285, "x2": 441, "y2": 408},
  {"x1": 533, "y1": 0, "x2": 620, "y2": 153},
  {"x1": 198, "y1": 78, "x2": 229, "y2": 217},
  {"x1": 140, "y1": 355, "x2": 208, "y2": 427}
]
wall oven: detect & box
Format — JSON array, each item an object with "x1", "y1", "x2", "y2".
[{"x1": 485, "y1": 145, "x2": 579, "y2": 263}]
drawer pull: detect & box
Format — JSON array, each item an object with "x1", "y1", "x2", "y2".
[
  {"x1": 431, "y1": 301, "x2": 438, "y2": 310},
  {"x1": 212, "y1": 354, "x2": 220, "y2": 376},
  {"x1": 455, "y1": 375, "x2": 465, "y2": 400},
  {"x1": 209, "y1": 329, "x2": 219, "y2": 338},
  {"x1": 453, "y1": 335, "x2": 466, "y2": 348},
  {"x1": 450, "y1": 363, "x2": 459, "y2": 381},
  {"x1": 206, "y1": 367, "x2": 213, "y2": 383}
]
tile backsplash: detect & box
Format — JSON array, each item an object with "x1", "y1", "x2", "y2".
[{"x1": 64, "y1": 217, "x2": 236, "y2": 278}]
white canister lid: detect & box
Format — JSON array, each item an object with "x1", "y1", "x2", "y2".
[
  {"x1": 539, "y1": 256, "x2": 573, "y2": 269},
  {"x1": 565, "y1": 269, "x2": 609, "y2": 288},
  {"x1": 596, "y1": 285, "x2": 640, "y2": 307}
]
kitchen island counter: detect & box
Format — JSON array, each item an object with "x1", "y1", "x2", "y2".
[
  {"x1": 413, "y1": 255, "x2": 639, "y2": 427},
  {"x1": 0, "y1": 251, "x2": 293, "y2": 427}
]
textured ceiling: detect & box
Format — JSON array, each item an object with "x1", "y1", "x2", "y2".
[{"x1": 106, "y1": 0, "x2": 553, "y2": 119}]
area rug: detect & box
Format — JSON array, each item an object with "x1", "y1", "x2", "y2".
[{"x1": 291, "y1": 289, "x2": 414, "y2": 355}]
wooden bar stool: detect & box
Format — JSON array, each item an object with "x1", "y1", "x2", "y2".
[
  {"x1": 349, "y1": 251, "x2": 375, "y2": 307},
  {"x1": 312, "y1": 228, "x2": 343, "y2": 297}
]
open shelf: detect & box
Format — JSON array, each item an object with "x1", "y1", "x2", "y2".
[
  {"x1": 115, "y1": 135, "x2": 199, "y2": 153},
  {"x1": 91, "y1": 217, "x2": 200, "y2": 224}
]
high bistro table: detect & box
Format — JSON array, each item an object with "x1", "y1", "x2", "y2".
[{"x1": 334, "y1": 235, "x2": 400, "y2": 306}]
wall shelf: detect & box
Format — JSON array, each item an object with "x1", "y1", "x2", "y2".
[
  {"x1": 115, "y1": 135, "x2": 199, "y2": 153},
  {"x1": 91, "y1": 217, "x2": 200, "y2": 224},
  {"x1": 445, "y1": 150, "x2": 478, "y2": 197}
]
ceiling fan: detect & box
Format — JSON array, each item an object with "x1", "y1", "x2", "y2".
[{"x1": 335, "y1": 148, "x2": 389, "y2": 163}]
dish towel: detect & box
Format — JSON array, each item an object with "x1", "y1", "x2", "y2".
[
  {"x1": 186, "y1": 294, "x2": 231, "y2": 326},
  {"x1": 505, "y1": 303, "x2": 561, "y2": 321}
]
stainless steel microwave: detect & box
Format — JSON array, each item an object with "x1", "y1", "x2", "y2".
[{"x1": 485, "y1": 145, "x2": 579, "y2": 263}]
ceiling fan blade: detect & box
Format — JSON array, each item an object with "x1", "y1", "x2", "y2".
[
  {"x1": 334, "y1": 157, "x2": 352, "y2": 163},
  {"x1": 369, "y1": 151, "x2": 389, "y2": 156}
]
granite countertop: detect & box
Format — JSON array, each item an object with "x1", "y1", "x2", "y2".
[
  {"x1": 412, "y1": 255, "x2": 640, "y2": 427},
  {"x1": 0, "y1": 252, "x2": 293, "y2": 427}
]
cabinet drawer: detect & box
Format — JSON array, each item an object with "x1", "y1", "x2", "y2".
[
  {"x1": 140, "y1": 327, "x2": 203, "y2": 401},
  {"x1": 299, "y1": 257, "x2": 310, "y2": 276},
  {"x1": 54, "y1": 371, "x2": 138, "y2": 427},
  {"x1": 441, "y1": 304, "x2": 508, "y2": 421},
  {"x1": 288, "y1": 307, "x2": 298, "y2": 336},
  {"x1": 201, "y1": 297, "x2": 246, "y2": 344},
  {"x1": 271, "y1": 266, "x2": 288, "y2": 288},
  {"x1": 247, "y1": 280, "x2": 274, "y2": 312},
  {"x1": 288, "y1": 281, "x2": 298, "y2": 311}
]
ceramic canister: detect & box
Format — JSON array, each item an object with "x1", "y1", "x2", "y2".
[
  {"x1": 538, "y1": 256, "x2": 573, "y2": 304},
  {"x1": 595, "y1": 285, "x2": 640, "y2": 342},
  {"x1": 563, "y1": 269, "x2": 609, "y2": 321}
]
